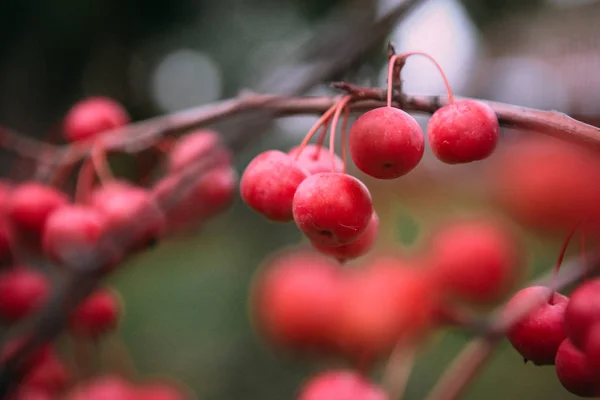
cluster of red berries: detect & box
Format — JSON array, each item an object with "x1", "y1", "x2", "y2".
[
  {"x1": 0, "y1": 96, "x2": 237, "y2": 399},
  {"x1": 250, "y1": 216, "x2": 521, "y2": 398},
  {"x1": 505, "y1": 280, "x2": 600, "y2": 397}
]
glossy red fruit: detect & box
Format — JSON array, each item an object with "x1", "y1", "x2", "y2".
[
  {"x1": 42, "y1": 205, "x2": 107, "y2": 268},
  {"x1": 24, "y1": 350, "x2": 70, "y2": 395},
  {"x1": 564, "y1": 279, "x2": 600, "y2": 349},
  {"x1": 63, "y1": 97, "x2": 129, "y2": 143},
  {"x1": 0, "y1": 268, "x2": 49, "y2": 322},
  {"x1": 65, "y1": 376, "x2": 136, "y2": 400},
  {"x1": 89, "y1": 181, "x2": 165, "y2": 251},
  {"x1": 288, "y1": 144, "x2": 344, "y2": 175},
  {"x1": 429, "y1": 218, "x2": 521, "y2": 304},
  {"x1": 135, "y1": 381, "x2": 189, "y2": 400},
  {"x1": 240, "y1": 150, "x2": 309, "y2": 222},
  {"x1": 349, "y1": 106, "x2": 424, "y2": 179},
  {"x1": 168, "y1": 130, "x2": 231, "y2": 173},
  {"x1": 6, "y1": 183, "x2": 68, "y2": 236},
  {"x1": 504, "y1": 286, "x2": 568, "y2": 365},
  {"x1": 555, "y1": 339, "x2": 600, "y2": 397},
  {"x1": 584, "y1": 323, "x2": 600, "y2": 374},
  {"x1": 69, "y1": 288, "x2": 121, "y2": 337},
  {"x1": 293, "y1": 173, "x2": 373, "y2": 246},
  {"x1": 311, "y1": 212, "x2": 379, "y2": 260},
  {"x1": 298, "y1": 370, "x2": 388, "y2": 400},
  {"x1": 427, "y1": 100, "x2": 498, "y2": 164},
  {"x1": 251, "y1": 249, "x2": 342, "y2": 352},
  {"x1": 334, "y1": 258, "x2": 437, "y2": 363}
]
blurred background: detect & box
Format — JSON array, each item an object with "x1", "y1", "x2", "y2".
[{"x1": 1, "y1": 0, "x2": 599, "y2": 398}]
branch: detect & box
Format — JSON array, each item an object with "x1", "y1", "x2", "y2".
[{"x1": 424, "y1": 252, "x2": 600, "y2": 400}]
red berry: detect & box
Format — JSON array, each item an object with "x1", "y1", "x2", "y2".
[
  {"x1": 42, "y1": 205, "x2": 107, "y2": 268},
  {"x1": 564, "y1": 279, "x2": 600, "y2": 349},
  {"x1": 89, "y1": 181, "x2": 165, "y2": 251},
  {"x1": 298, "y1": 370, "x2": 388, "y2": 400},
  {"x1": 293, "y1": 173, "x2": 373, "y2": 246},
  {"x1": 251, "y1": 249, "x2": 342, "y2": 352},
  {"x1": 349, "y1": 106, "x2": 424, "y2": 179},
  {"x1": 240, "y1": 150, "x2": 308, "y2": 222},
  {"x1": 168, "y1": 130, "x2": 231, "y2": 173},
  {"x1": 6, "y1": 183, "x2": 68, "y2": 236},
  {"x1": 427, "y1": 100, "x2": 498, "y2": 164},
  {"x1": 24, "y1": 350, "x2": 70, "y2": 395},
  {"x1": 288, "y1": 144, "x2": 344, "y2": 175},
  {"x1": 69, "y1": 288, "x2": 121, "y2": 337},
  {"x1": 9, "y1": 388, "x2": 52, "y2": 400},
  {"x1": 584, "y1": 323, "x2": 600, "y2": 374},
  {"x1": 0, "y1": 268, "x2": 49, "y2": 322},
  {"x1": 63, "y1": 97, "x2": 129, "y2": 143},
  {"x1": 0, "y1": 221, "x2": 13, "y2": 264},
  {"x1": 1, "y1": 337, "x2": 53, "y2": 377},
  {"x1": 311, "y1": 211, "x2": 379, "y2": 260},
  {"x1": 555, "y1": 339, "x2": 600, "y2": 397},
  {"x1": 334, "y1": 258, "x2": 437, "y2": 363},
  {"x1": 504, "y1": 286, "x2": 568, "y2": 365},
  {"x1": 65, "y1": 376, "x2": 136, "y2": 400},
  {"x1": 429, "y1": 218, "x2": 521, "y2": 304}
]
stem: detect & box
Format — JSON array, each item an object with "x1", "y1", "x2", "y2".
[
  {"x1": 313, "y1": 117, "x2": 332, "y2": 159},
  {"x1": 328, "y1": 96, "x2": 352, "y2": 172},
  {"x1": 400, "y1": 52, "x2": 454, "y2": 104},
  {"x1": 91, "y1": 141, "x2": 114, "y2": 185},
  {"x1": 75, "y1": 159, "x2": 95, "y2": 204},
  {"x1": 341, "y1": 105, "x2": 350, "y2": 174},
  {"x1": 550, "y1": 223, "x2": 580, "y2": 295},
  {"x1": 387, "y1": 55, "x2": 400, "y2": 107},
  {"x1": 294, "y1": 102, "x2": 340, "y2": 161},
  {"x1": 382, "y1": 342, "x2": 417, "y2": 400}
]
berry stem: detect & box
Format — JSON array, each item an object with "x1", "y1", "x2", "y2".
[
  {"x1": 341, "y1": 104, "x2": 350, "y2": 174},
  {"x1": 387, "y1": 55, "x2": 400, "y2": 107},
  {"x1": 328, "y1": 96, "x2": 352, "y2": 172},
  {"x1": 294, "y1": 102, "x2": 339, "y2": 161},
  {"x1": 91, "y1": 141, "x2": 114, "y2": 185},
  {"x1": 314, "y1": 117, "x2": 332, "y2": 159},
  {"x1": 75, "y1": 159, "x2": 95, "y2": 204},
  {"x1": 400, "y1": 51, "x2": 455, "y2": 104},
  {"x1": 103, "y1": 332, "x2": 140, "y2": 380},
  {"x1": 550, "y1": 222, "x2": 580, "y2": 297},
  {"x1": 382, "y1": 341, "x2": 417, "y2": 400}
]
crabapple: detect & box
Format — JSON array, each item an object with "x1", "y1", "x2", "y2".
[
  {"x1": 564, "y1": 279, "x2": 600, "y2": 349},
  {"x1": 298, "y1": 370, "x2": 388, "y2": 400},
  {"x1": 311, "y1": 211, "x2": 379, "y2": 260},
  {"x1": 6, "y1": 183, "x2": 68, "y2": 237},
  {"x1": 240, "y1": 150, "x2": 308, "y2": 222},
  {"x1": 288, "y1": 144, "x2": 344, "y2": 175},
  {"x1": 65, "y1": 376, "x2": 136, "y2": 400},
  {"x1": 24, "y1": 350, "x2": 70, "y2": 395},
  {"x1": 63, "y1": 97, "x2": 129, "y2": 143},
  {"x1": 584, "y1": 323, "x2": 600, "y2": 374},
  {"x1": 429, "y1": 218, "x2": 521, "y2": 304},
  {"x1": 167, "y1": 129, "x2": 231, "y2": 173},
  {"x1": 349, "y1": 106, "x2": 424, "y2": 179},
  {"x1": 427, "y1": 99, "x2": 499, "y2": 164},
  {"x1": 69, "y1": 288, "x2": 121, "y2": 337},
  {"x1": 42, "y1": 205, "x2": 107, "y2": 268},
  {"x1": 0, "y1": 268, "x2": 49, "y2": 322},
  {"x1": 293, "y1": 173, "x2": 373, "y2": 246},
  {"x1": 555, "y1": 339, "x2": 600, "y2": 397},
  {"x1": 251, "y1": 248, "x2": 343, "y2": 352},
  {"x1": 504, "y1": 286, "x2": 568, "y2": 365}
]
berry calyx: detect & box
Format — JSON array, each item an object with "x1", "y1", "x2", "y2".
[
  {"x1": 427, "y1": 100, "x2": 499, "y2": 164},
  {"x1": 298, "y1": 370, "x2": 388, "y2": 400},
  {"x1": 288, "y1": 144, "x2": 344, "y2": 175},
  {"x1": 293, "y1": 172, "x2": 373, "y2": 246},
  {"x1": 63, "y1": 97, "x2": 129, "y2": 143},
  {"x1": 555, "y1": 339, "x2": 600, "y2": 397},
  {"x1": 504, "y1": 286, "x2": 568, "y2": 365},
  {"x1": 42, "y1": 205, "x2": 107, "y2": 268},
  {"x1": 564, "y1": 279, "x2": 600, "y2": 349},
  {"x1": 429, "y1": 218, "x2": 521, "y2": 304},
  {"x1": 311, "y1": 211, "x2": 379, "y2": 261},
  {"x1": 68, "y1": 288, "x2": 122, "y2": 337},
  {"x1": 0, "y1": 268, "x2": 49, "y2": 322},
  {"x1": 240, "y1": 150, "x2": 309, "y2": 222},
  {"x1": 349, "y1": 107, "x2": 424, "y2": 179}
]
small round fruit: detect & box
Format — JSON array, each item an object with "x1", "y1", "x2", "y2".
[
  {"x1": 288, "y1": 144, "x2": 344, "y2": 175},
  {"x1": 504, "y1": 286, "x2": 568, "y2": 365},
  {"x1": 63, "y1": 97, "x2": 129, "y2": 143},
  {"x1": 69, "y1": 288, "x2": 121, "y2": 337},
  {"x1": 311, "y1": 211, "x2": 379, "y2": 260},
  {"x1": 65, "y1": 375, "x2": 136, "y2": 400},
  {"x1": 167, "y1": 130, "x2": 231, "y2": 173},
  {"x1": 349, "y1": 106, "x2": 424, "y2": 179},
  {"x1": 555, "y1": 339, "x2": 600, "y2": 397},
  {"x1": 240, "y1": 150, "x2": 308, "y2": 222},
  {"x1": 293, "y1": 173, "x2": 373, "y2": 246},
  {"x1": 564, "y1": 279, "x2": 600, "y2": 349},
  {"x1": 298, "y1": 370, "x2": 388, "y2": 400},
  {"x1": 427, "y1": 99, "x2": 499, "y2": 164},
  {"x1": 0, "y1": 268, "x2": 49, "y2": 322},
  {"x1": 6, "y1": 183, "x2": 68, "y2": 236},
  {"x1": 584, "y1": 323, "x2": 600, "y2": 374}
]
